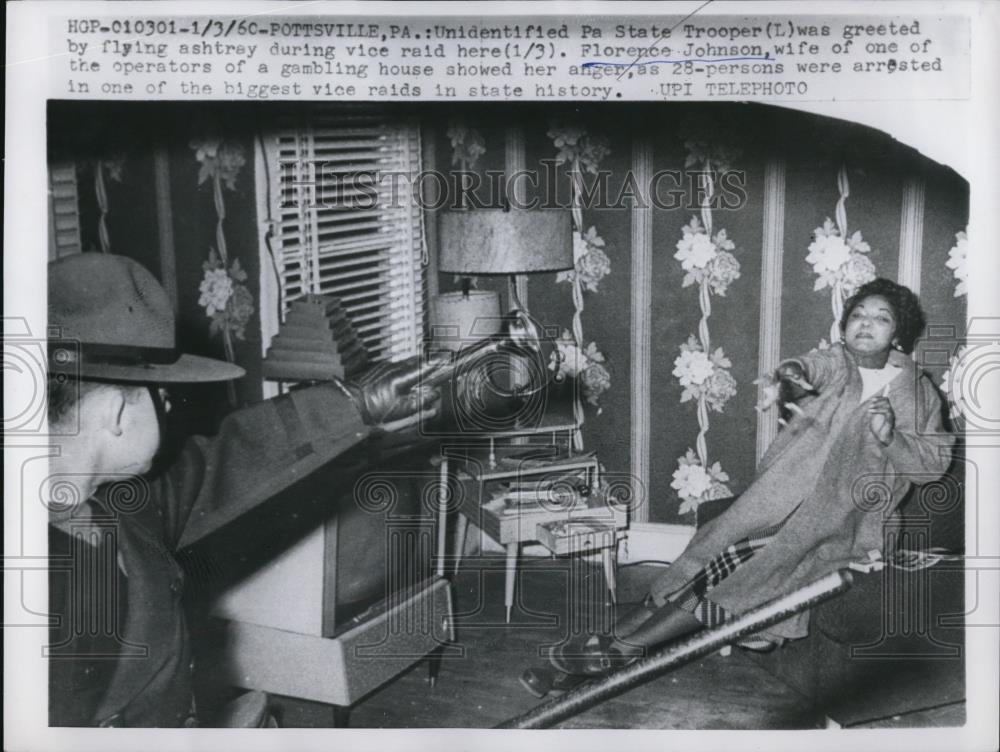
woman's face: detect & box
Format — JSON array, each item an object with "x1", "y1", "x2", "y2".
[{"x1": 843, "y1": 294, "x2": 897, "y2": 357}]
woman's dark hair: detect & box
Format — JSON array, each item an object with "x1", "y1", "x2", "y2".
[{"x1": 840, "y1": 278, "x2": 926, "y2": 354}]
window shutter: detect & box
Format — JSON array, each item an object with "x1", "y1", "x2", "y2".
[
  {"x1": 266, "y1": 114, "x2": 426, "y2": 363},
  {"x1": 48, "y1": 163, "x2": 82, "y2": 260}
]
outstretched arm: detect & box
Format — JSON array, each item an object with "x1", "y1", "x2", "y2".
[
  {"x1": 160, "y1": 354, "x2": 444, "y2": 550},
  {"x1": 774, "y1": 347, "x2": 843, "y2": 402},
  {"x1": 160, "y1": 384, "x2": 372, "y2": 550}
]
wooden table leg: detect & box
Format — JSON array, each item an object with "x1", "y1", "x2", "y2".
[
  {"x1": 426, "y1": 644, "x2": 445, "y2": 687},
  {"x1": 453, "y1": 513, "x2": 469, "y2": 575},
  {"x1": 505, "y1": 542, "x2": 519, "y2": 623},
  {"x1": 435, "y1": 458, "x2": 449, "y2": 577},
  {"x1": 601, "y1": 538, "x2": 617, "y2": 604}
]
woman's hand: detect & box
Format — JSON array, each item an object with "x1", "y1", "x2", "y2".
[
  {"x1": 867, "y1": 396, "x2": 895, "y2": 445},
  {"x1": 775, "y1": 362, "x2": 816, "y2": 392},
  {"x1": 775, "y1": 362, "x2": 817, "y2": 407}
]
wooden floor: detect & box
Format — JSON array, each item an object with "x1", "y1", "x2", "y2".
[{"x1": 271, "y1": 557, "x2": 827, "y2": 729}]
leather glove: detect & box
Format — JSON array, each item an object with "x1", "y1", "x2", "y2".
[{"x1": 338, "y1": 354, "x2": 446, "y2": 430}]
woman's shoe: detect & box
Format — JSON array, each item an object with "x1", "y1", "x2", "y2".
[
  {"x1": 548, "y1": 635, "x2": 638, "y2": 677},
  {"x1": 545, "y1": 634, "x2": 600, "y2": 676},
  {"x1": 519, "y1": 667, "x2": 555, "y2": 698}
]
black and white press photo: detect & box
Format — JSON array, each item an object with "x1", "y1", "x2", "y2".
[{"x1": 5, "y1": 3, "x2": 998, "y2": 751}]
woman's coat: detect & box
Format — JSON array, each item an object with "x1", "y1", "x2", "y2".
[{"x1": 649, "y1": 344, "x2": 955, "y2": 639}]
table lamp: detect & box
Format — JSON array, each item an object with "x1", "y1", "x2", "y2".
[{"x1": 434, "y1": 207, "x2": 574, "y2": 429}]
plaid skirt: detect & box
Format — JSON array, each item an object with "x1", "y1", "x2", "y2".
[{"x1": 665, "y1": 521, "x2": 785, "y2": 649}]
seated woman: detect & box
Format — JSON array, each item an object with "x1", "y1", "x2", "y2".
[{"x1": 523, "y1": 278, "x2": 955, "y2": 697}]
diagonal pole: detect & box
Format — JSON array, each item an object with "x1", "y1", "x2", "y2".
[{"x1": 497, "y1": 569, "x2": 853, "y2": 729}]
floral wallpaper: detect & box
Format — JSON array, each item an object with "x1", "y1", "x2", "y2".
[
  {"x1": 191, "y1": 135, "x2": 254, "y2": 406},
  {"x1": 940, "y1": 226, "x2": 971, "y2": 422},
  {"x1": 668, "y1": 142, "x2": 742, "y2": 518},
  {"x1": 546, "y1": 123, "x2": 613, "y2": 443},
  {"x1": 805, "y1": 166, "x2": 877, "y2": 346},
  {"x1": 945, "y1": 228, "x2": 968, "y2": 298}
]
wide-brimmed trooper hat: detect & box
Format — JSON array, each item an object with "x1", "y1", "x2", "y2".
[{"x1": 48, "y1": 253, "x2": 245, "y2": 383}]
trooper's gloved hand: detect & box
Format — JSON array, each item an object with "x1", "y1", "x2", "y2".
[{"x1": 339, "y1": 353, "x2": 446, "y2": 431}]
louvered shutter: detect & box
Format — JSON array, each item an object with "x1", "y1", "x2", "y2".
[
  {"x1": 265, "y1": 114, "x2": 426, "y2": 363},
  {"x1": 48, "y1": 163, "x2": 83, "y2": 260}
]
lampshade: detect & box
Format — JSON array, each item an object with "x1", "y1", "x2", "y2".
[
  {"x1": 438, "y1": 209, "x2": 574, "y2": 274},
  {"x1": 429, "y1": 290, "x2": 502, "y2": 351}
]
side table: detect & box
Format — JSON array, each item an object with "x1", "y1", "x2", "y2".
[{"x1": 433, "y1": 434, "x2": 628, "y2": 622}]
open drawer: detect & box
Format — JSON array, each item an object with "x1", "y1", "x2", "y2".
[{"x1": 536, "y1": 518, "x2": 620, "y2": 556}]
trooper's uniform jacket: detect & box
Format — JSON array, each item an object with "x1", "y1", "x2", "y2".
[{"x1": 49, "y1": 385, "x2": 369, "y2": 727}]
